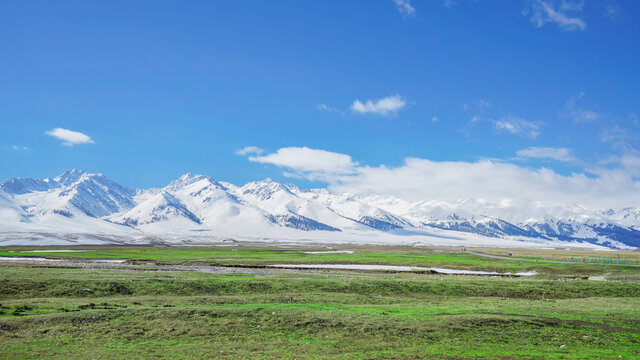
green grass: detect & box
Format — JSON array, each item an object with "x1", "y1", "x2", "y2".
[
  {"x1": 2, "y1": 245, "x2": 639, "y2": 276},
  {"x1": 1, "y1": 246, "x2": 640, "y2": 359},
  {"x1": 2, "y1": 298, "x2": 639, "y2": 359},
  {"x1": 2, "y1": 266, "x2": 640, "y2": 299}
]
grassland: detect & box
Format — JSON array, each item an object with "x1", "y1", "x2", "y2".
[
  {"x1": 2, "y1": 245, "x2": 640, "y2": 276},
  {"x1": 466, "y1": 246, "x2": 640, "y2": 260},
  {"x1": 1, "y1": 245, "x2": 639, "y2": 359}
]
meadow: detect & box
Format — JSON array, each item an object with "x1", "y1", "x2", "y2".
[{"x1": 1, "y1": 245, "x2": 639, "y2": 359}]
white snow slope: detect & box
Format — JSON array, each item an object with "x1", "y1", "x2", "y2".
[{"x1": 1, "y1": 169, "x2": 639, "y2": 249}]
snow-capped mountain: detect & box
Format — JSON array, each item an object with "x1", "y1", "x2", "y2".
[
  {"x1": 4, "y1": 169, "x2": 136, "y2": 219},
  {"x1": 237, "y1": 179, "x2": 369, "y2": 232},
  {"x1": 600, "y1": 207, "x2": 640, "y2": 230},
  {"x1": 112, "y1": 191, "x2": 201, "y2": 227},
  {"x1": 2, "y1": 169, "x2": 640, "y2": 249}
]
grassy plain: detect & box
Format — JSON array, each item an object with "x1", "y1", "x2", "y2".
[
  {"x1": 1, "y1": 245, "x2": 640, "y2": 276},
  {"x1": 466, "y1": 246, "x2": 640, "y2": 260},
  {"x1": 1, "y1": 245, "x2": 639, "y2": 359}
]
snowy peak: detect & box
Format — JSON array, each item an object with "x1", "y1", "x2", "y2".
[
  {"x1": 56, "y1": 172, "x2": 136, "y2": 218},
  {"x1": 293, "y1": 190, "x2": 411, "y2": 231},
  {"x1": 54, "y1": 169, "x2": 87, "y2": 186},
  {"x1": 166, "y1": 173, "x2": 224, "y2": 192},
  {"x1": 600, "y1": 207, "x2": 640, "y2": 229},
  {"x1": 112, "y1": 191, "x2": 200, "y2": 227},
  {"x1": 241, "y1": 178, "x2": 297, "y2": 201},
  {"x1": 167, "y1": 174, "x2": 239, "y2": 207},
  {"x1": 4, "y1": 170, "x2": 136, "y2": 219}
]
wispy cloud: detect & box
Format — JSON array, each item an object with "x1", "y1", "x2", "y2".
[
  {"x1": 525, "y1": 0, "x2": 587, "y2": 31},
  {"x1": 44, "y1": 128, "x2": 95, "y2": 146},
  {"x1": 9, "y1": 145, "x2": 29, "y2": 151},
  {"x1": 492, "y1": 116, "x2": 542, "y2": 139},
  {"x1": 246, "y1": 147, "x2": 356, "y2": 181},
  {"x1": 461, "y1": 99, "x2": 542, "y2": 139},
  {"x1": 444, "y1": 0, "x2": 455, "y2": 9},
  {"x1": 601, "y1": 120, "x2": 640, "y2": 149},
  {"x1": 350, "y1": 95, "x2": 407, "y2": 116},
  {"x1": 619, "y1": 150, "x2": 640, "y2": 177},
  {"x1": 597, "y1": 114, "x2": 640, "y2": 177},
  {"x1": 563, "y1": 92, "x2": 599, "y2": 123},
  {"x1": 236, "y1": 146, "x2": 264, "y2": 156},
  {"x1": 393, "y1": 0, "x2": 416, "y2": 18},
  {"x1": 595, "y1": 149, "x2": 640, "y2": 178},
  {"x1": 560, "y1": 0, "x2": 584, "y2": 12},
  {"x1": 316, "y1": 104, "x2": 341, "y2": 113},
  {"x1": 600, "y1": 125, "x2": 626, "y2": 144},
  {"x1": 462, "y1": 99, "x2": 492, "y2": 113},
  {"x1": 516, "y1": 146, "x2": 576, "y2": 162}
]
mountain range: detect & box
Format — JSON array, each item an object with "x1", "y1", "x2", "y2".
[{"x1": 1, "y1": 169, "x2": 639, "y2": 249}]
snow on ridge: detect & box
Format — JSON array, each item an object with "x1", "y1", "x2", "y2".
[
  {"x1": 111, "y1": 191, "x2": 201, "y2": 227},
  {"x1": 1, "y1": 169, "x2": 640, "y2": 248},
  {"x1": 54, "y1": 168, "x2": 87, "y2": 186},
  {"x1": 0, "y1": 177, "x2": 60, "y2": 195}
]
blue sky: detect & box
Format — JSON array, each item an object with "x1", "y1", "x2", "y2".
[{"x1": 1, "y1": 0, "x2": 639, "y2": 206}]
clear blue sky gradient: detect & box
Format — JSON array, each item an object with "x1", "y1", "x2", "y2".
[{"x1": 1, "y1": 1, "x2": 638, "y2": 189}]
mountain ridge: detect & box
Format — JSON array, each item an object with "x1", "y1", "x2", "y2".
[{"x1": 1, "y1": 170, "x2": 639, "y2": 249}]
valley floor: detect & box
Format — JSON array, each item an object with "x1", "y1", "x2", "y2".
[{"x1": 1, "y1": 245, "x2": 639, "y2": 359}]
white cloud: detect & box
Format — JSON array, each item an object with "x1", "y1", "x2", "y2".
[
  {"x1": 246, "y1": 146, "x2": 640, "y2": 208},
  {"x1": 336, "y1": 158, "x2": 640, "y2": 208},
  {"x1": 563, "y1": 92, "x2": 599, "y2": 123},
  {"x1": 9, "y1": 145, "x2": 29, "y2": 151},
  {"x1": 492, "y1": 116, "x2": 542, "y2": 139},
  {"x1": 574, "y1": 110, "x2": 599, "y2": 122},
  {"x1": 462, "y1": 100, "x2": 540, "y2": 139},
  {"x1": 316, "y1": 104, "x2": 340, "y2": 113},
  {"x1": 463, "y1": 99, "x2": 492, "y2": 113},
  {"x1": 526, "y1": 0, "x2": 586, "y2": 31},
  {"x1": 236, "y1": 146, "x2": 264, "y2": 156},
  {"x1": 600, "y1": 125, "x2": 625, "y2": 144},
  {"x1": 247, "y1": 147, "x2": 357, "y2": 181},
  {"x1": 592, "y1": 150, "x2": 640, "y2": 179},
  {"x1": 477, "y1": 99, "x2": 492, "y2": 111},
  {"x1": 601, "y1": 121, "x2": 640, "y2": 147},
  {"x1": 44, "y1": 128, "x2": 95, "y2": 146},
  {"x1": 516, "y1": 146, "x2": 576, "y2": 162},
  {"x1": 350, "y1": 95, "x2": 407, "y2": 116},
  {"x1": 393, "y1": 0, "x2": 416, "y2": 18},
  {"x1": 619, "y1": 151, "x2": 640, "y2": 177},
  {"x1": 560, "y1": 0, "x2": 584, "y2": 12}
]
